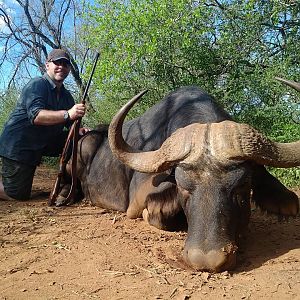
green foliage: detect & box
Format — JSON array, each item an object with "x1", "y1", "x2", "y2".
[
  {"x1": 0, "y1": 88, "x2": 19, "y2": 132},
  {"x1": 84, "y1": 0, "x2": 223, "y2": 104},
  {"x1": 84, "y1": 0, "x2": 299, "y2": 115},
  {"x1": 81, "y1": 0, "x2": 299, "y2": 186},
  {"x1": 269, "y1": 167, "x2": 299, "y2": 188},
  {"x1": 41, "y1": 157, "x2": 59, "y2": 167}
]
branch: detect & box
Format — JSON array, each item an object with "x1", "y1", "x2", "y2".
[
  {"x1": 42, "y1": 0, "x2": 60, "y2": 44},
  {"x1": 7, "y1": 54, "x2": 29, "y2": 89},
  {"x1": 19, "y1": 0, "x2": 57, "y2": 48},
  {"x1": 57, "y1": 0, "x2": 72, "y2": 43},
  {"x1": 213, "y1": 0, "x2": 225, "y2": 10}
]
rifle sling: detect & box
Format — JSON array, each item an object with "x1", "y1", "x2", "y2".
[{"x1": 65, "y1": 118, "x2": 81, "y2": 203}]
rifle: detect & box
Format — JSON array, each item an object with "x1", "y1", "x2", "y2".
[{"x1": 48, "y1": 52, "x2": 100, "y2": 206}]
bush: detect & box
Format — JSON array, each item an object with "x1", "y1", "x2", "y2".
[{"x1": 0, "y1": 88, "x2": 19, "y2": 132}]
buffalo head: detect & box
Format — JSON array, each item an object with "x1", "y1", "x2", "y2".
[{"x1": 108, "y1": 81, "x2": 300, "y2": 272}]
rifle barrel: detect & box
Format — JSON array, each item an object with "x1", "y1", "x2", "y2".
[{"x1": 81, "y1": 52, "x2": 100, "y2": 104}]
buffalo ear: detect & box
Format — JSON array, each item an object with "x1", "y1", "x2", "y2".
[
  {"x1": 152, "y1": 169, "x2": 176, "y2": 187},
  {"x1": 251, "y1": 166, "x2": 299, "y2": 216}
]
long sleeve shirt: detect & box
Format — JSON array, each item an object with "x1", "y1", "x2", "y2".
[{"x1": 0, "y1": 73, "x2": 75, "y2": 166}]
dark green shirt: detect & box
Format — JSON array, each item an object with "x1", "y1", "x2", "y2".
[{"x1": 0, "y1": 74, "x2": 75, "y2": 166}]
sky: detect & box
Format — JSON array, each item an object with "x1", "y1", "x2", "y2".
[
  {"x1": 0, "y1": 0, "x2": 81, "y2": 91},
  {"x1": 0, "y1": 0, "x2": 19, "y2": 90},
  {"x1": 0, "y1": 0, "x2": 17, "y2": 37}
]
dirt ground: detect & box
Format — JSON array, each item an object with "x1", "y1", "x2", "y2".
[{"x1": 0, "y1": 166, "x2": 300, "y2": 300}]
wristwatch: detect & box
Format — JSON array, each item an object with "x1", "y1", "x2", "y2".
[{"x1": 63, "y1": 110, "x2": 70, "y2": 122}]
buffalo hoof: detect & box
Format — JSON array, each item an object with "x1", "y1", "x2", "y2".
[
  {"x1": 55, "y1": 195, "x2": 69, "y2": 207},
  {"x1": 55, "y1": 194, "x2": 76, "y2": 207},
  {"x1": 142, "y1": 208, "x2": 149, "y2": 223}
]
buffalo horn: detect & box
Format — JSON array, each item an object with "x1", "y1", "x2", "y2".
[
  {"x1": 109, "y1": 92, "x2": 300, "y2": 173},
  {"x1": 211, "y1": 121, "x2": 300, "y2": 168},
  {"x1": 108, "y1": 90, "x2": 191, "y2": 173},
  {"x1": 275, "y1": 77, "x2": 300, "y2": 92}
]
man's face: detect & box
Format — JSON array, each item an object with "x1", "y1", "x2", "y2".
[{"x1": 46, "y1": 59, "x2": 71, "y2": 84}]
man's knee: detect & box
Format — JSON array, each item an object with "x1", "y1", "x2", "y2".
[{"x1": 1, "y1": 158, "x2": 36, "y2": 200}]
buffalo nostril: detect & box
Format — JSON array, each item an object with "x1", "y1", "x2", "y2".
[{"x1": 184, "y1": 246, "x2": 237, "y2": 272}]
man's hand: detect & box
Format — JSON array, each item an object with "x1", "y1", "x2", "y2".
[
  {"x1": 68, "y1": 103, "x2": 86, "y2": 120},
  {"x1": 79, "y1": 127, "x2": 91, "y2": 136}
]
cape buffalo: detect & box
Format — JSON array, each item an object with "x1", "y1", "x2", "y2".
[{"x1": 59, "y1": 78, "x2": 300, "y2": 272}]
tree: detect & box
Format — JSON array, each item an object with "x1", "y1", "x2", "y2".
[
  {"x1": 84, "y1": 0, "x2": 299, "y2": 186},
  {"x1": 84, "y1": 0, "x2": 299, "y2": 125},
  {"x1": 0, "y1": 0, "x2": 91, "y2": 94}
]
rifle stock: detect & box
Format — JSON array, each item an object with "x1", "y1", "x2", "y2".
[
  {"x1": 48, "y1": 124, "x2": 74, "y2": 205},
  {"x1": 48, "y1": 52, "x2": 99, "y2": 206},
  {"x1": 48, "y1": 164, "x2": 64, "y2": 205}
]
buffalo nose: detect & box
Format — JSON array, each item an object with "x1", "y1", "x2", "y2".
[{"x1": 184, "y1": 245, "x2": 237, "y2": 272}]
